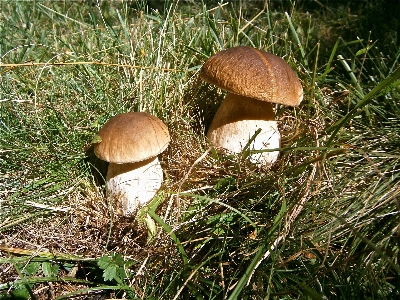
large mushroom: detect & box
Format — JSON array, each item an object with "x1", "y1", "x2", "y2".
[
  {"x1": 92, "y1": 112, "x2": 170, "y2": 215},
  {"x1": 200, "y1": 46, "x2": 303, "y2": 165}
]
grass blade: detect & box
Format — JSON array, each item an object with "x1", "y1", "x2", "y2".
[
  {"x1": 337, "y1": 54, "x2": 364, "y2": 96},
  {"x1": 285, "y1": 12, "x2": 307, "y2": 66},
  {"x1": 227, "y1": 199, "x2": 287, "y2": 300},
  {"x1": 147, "y1": 210, "x2": 188, "y2": 265},
  {"x1": 326, "y1": 66, "x2": 400, "y2": 145}
]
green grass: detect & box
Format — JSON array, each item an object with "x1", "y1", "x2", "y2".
[{"x1": 1, "y1": 1, "x2": 400, "y2": 299}]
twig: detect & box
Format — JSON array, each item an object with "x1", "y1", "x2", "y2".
[
  {"x1": 25, "y1": 201, "x2": 71, "y2": 212},
  {"x1": 177, "y1": 147, "x2": 213, "y2": 193}
]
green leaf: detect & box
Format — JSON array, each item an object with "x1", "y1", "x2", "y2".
[
  {"x1": 98, "y1": 255, "x2": 118, "y2": 282},
  {"x1": 97, "y1": 255, "x2": 112, "y2": 270},
  {"x1": 97, "y1": 253, "x2": 130, "y2": 282},
  {"x1": 21, "y1": 261, "x2": 40, "y2": 276},
  {"x1": 112, "y1": 253, "x2": 125, "y2": 267},
  {"x1": 42, "y1": 261, "x2": 59, "y2": 277},
  {"x1": 103, "y1": 266, "x2": 117, "y2": 282}
]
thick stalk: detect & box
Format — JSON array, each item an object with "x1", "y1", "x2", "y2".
[
  {"x1": 207, "y1": 93, "x2": 280, "y2": 165},
  {"x1": 106, "y1": 156, "x2": 163, "y2": 215}
]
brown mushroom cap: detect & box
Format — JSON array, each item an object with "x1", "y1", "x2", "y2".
[
  {"x1": 199, "y1": 46, "x2": 303, "y2": 106},
  {"x1": 93, "y1": 112, "x2": 170, "y2": 164}
]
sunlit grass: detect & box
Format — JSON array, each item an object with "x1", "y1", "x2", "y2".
[{"x1": 1, "y1": 1, "x2": 399, "y2": 299}]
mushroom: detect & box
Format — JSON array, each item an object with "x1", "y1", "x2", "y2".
[
  {"x1": 92, "y1": 112, "x2": 170, "y2": 215},
  {"x1": 200, "y1": 46, "x2": 303, "y2": 165}
]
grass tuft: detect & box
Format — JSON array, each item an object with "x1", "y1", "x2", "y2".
[{"x1": 1, "y1": 1, "x2": 399, "y2": 299}]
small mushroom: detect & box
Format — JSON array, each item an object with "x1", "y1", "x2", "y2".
[
  {"x1": 200, "y1": 46, "x2": 303, "y2": 165},
  {"x1": 93, "y1": 112, "x2": 170, "y2": 215}
]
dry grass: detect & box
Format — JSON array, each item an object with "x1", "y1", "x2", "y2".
[{"x1": 1, "y1": 1, "x2": 399, "y2": 299}]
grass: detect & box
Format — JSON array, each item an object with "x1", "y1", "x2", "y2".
[{"x1": 1, "y1": 0, "x2": 400, "y2": 299}]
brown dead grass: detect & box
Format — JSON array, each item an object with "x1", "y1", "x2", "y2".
[
  {"x1": 0, "y1": 113, "x2": 219, "y2": 297},
  {"x1": 0, "y1": 76, "x2": 314, "y2": 298}
]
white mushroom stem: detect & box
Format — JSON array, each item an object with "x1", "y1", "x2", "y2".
[
  {"x1": 207, "y1": 93, "x2": 280, "y2": 165},
  {"x1": 106, "y1": 156, "x2": 163, "y2": 215}
]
